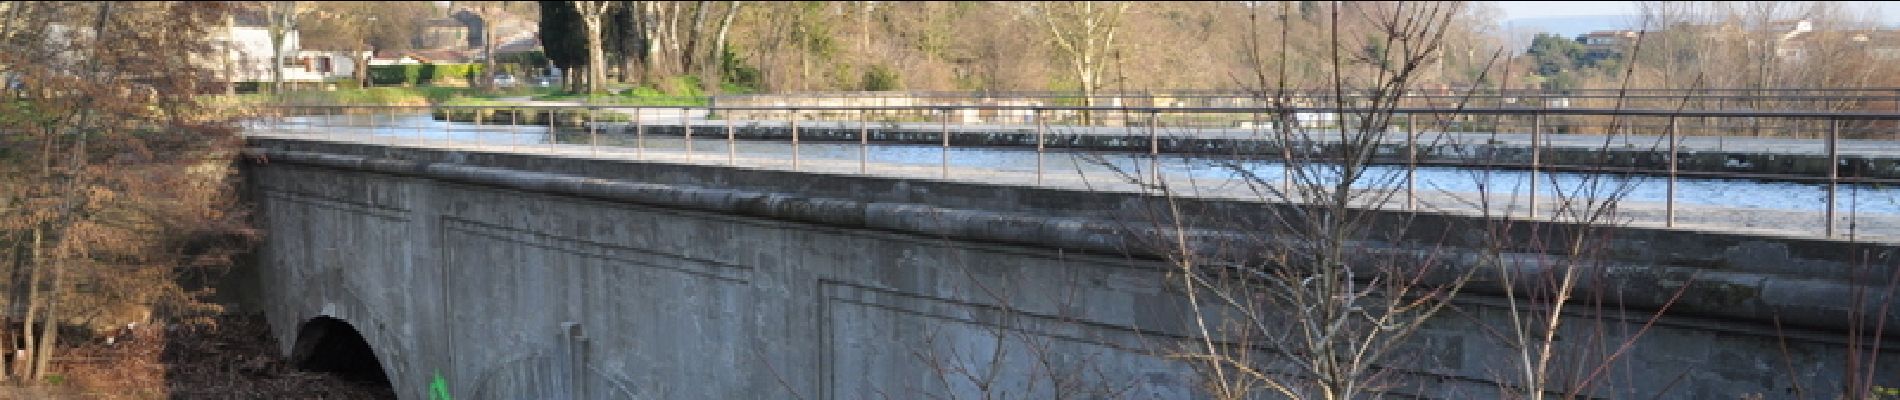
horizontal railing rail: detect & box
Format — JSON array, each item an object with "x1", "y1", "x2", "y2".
[{"x1": 250, "y1": 103, "x2": 1900, "y2": 119}]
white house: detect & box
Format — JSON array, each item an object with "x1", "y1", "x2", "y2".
[{"x1": 206, "y1": 25, "x2": 363, "y2": 84}]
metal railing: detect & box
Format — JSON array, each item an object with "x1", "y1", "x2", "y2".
[
  {"x1": 238, "y1": 103, "x2": 1900, "y2": 241},
  {"x1": 712, "y1": 88, "x2": 1900, "y2": 113}
]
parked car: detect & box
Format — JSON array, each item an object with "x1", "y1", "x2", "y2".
[
  {"x1": 533, "y1": 76, "x2": 556, "y2": 88},
  {"x1": 493, "y1": 74, "x2": 517, "y2": 88}
]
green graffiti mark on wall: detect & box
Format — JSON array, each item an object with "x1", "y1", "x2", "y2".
[{"x1": 430, "y1": 372, "x2": 452, "y2": 400}]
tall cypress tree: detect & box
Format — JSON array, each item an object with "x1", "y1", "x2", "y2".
[{"x1": 538, "y1": 1, "x2": 587, "y2": 90}]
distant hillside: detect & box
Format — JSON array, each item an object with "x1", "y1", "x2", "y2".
[{"x1": 1504, "y1": 15, "x2": 1644, "y2": 38}]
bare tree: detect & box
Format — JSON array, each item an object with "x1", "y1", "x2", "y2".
[
  {"x1": 300, "y1": 2, "x2": 381, "y2": 89},
  {"x1": 1035, "y1": 1, "x2": 1131, "y2": 122},
  {"x1": 1122, "y1": 3, "x2": 1486, "y2": 398},
  {"x1": 1, "y1": 1, "x2": 250, "y2": 386},
  {"x1": 477, "y1": 1, "x2": 500, "y2": 91},
  {"x1": 264, "y1": 1, "x2": 305, "y2": 94}
]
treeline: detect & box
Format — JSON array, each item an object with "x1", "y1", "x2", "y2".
[
  {"x1": 1521, "y1": 1, "x2": 1900, "y2": 99},
  {"x1": 289, "y1": 1, "x2": 1900, "y2": 103},
  {"x1": 535, "y1": 1, "x2": 1513, "y2": 95}
]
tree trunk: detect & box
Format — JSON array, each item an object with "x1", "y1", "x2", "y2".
[
  {"x1": 681, "y1": 1, "x2": 707, "y2": 74},
  {"x1": 270, "y1": 32, "x2": 284, "y2": 94},
  {"x1": 268, "y1": 2, "x2": 298, "y2": 95},
  {"x1": 619, "y1": 3, "x2": 637, "y2": 87},
  {"x1": 354, "y1": 53, "x2": 368, "y2": 88},
  {"x1": 16, "y1": 227, "x2": 40, "y2": 379},
  {"x1": 223, "y1": 9, "x2": 236, "y2": 95},
  {"x1": 575, "y1": 1, "x2": 611, "y2": 94},
  {"x1": 482, "y1": 6, "x2": 496, "y2": 92},
  {"x1": 28, "y1": 257, "x2": 58, "y2": 382},
  {"x1": 562, "y1": 66, "x2": 572, "y2": 92},
  {"x1": 642, "y1": 1, "x2": 665, "y2": 82},
  {"x1": 586, "y1": 24, "x2": 605, "y2": 94},
  {"x1": 1080, "y1": 67, "x2": 1094, "y2": 124},
  {"x1": 0, "y1": 227, "x2": 22, "y2": 381},
  {"x1": 663, "y1": 1, "x2": 682, "y2": 76},
  {"x1": 627, "y1": 0, "x2": 649, "y2": 84}
]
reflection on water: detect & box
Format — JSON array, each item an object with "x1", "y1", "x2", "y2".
[{"x1": 253, "y1": 114, "x2": 1900, "y2": 215}]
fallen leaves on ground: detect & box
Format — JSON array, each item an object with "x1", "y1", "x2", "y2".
[{"x1": 36, "y1": 313, "x2": 396, "y2": 400}]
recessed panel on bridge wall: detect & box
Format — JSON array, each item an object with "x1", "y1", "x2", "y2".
[
  {"x1": 439, "y1": 187, "x2": 755, "y2": 399},
  {"x1": 819, "y1": 281, "x2": 1198, "y2": 399},
  {"x1": 771, "y1": 206, "x2": 1207, "y2": 399}
]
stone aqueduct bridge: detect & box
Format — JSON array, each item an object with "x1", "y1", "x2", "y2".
[{"x1": 238, "y1": 136, "x2": 1899, "y2": 399}]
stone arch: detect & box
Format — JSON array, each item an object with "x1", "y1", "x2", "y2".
[{"x1": 289, "y1": 316, "x2": 395, "y2": 389}]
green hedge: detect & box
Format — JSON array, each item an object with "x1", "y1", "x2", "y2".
[
  {"x1": 367, "y1": 63, "x2": 485, "y2": 86},
  {"x1": 430, "y1": 64, "x2": 482, "y2": 83}
]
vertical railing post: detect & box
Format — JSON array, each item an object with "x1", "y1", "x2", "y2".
[
  {"x1": 1035, "y1": 108, "x2": 1046, "y2": 185},
  {"x1": 414, "y1": 106, "x2": 424, "y2": 146},
  {"x1": 1529, "y1": 112, "x2": 1542, "y2": 219},
  {"x1": 1407, "y1": 112, "x2": 1417, "y2": 211},
  {"x1": 791, "y1": 108, "x2": 801, "y2": 171},
  {"x1": 323, "y1": 106, "x2": 336, "y2": 142},
  {"x1": 859, "y1": 108, "x2": 869, "y2": 174},
  {"x1": 634, "y1": 107, "x2": 645, "y2": 159},
  {"x1": 1148, "y1": 109, "x2": 1160, "y2": 154},
  {"x1": 1282, "y1": 111, "x2": 1292, "y2": 192},
  {"x1": 1149, "y1": 110, "x2": 1160, "y2": 184},
  {"x1": 588, "y1": 106, "x2": 598, "y2": 157},
  {"x1": 547, "y1": 107, "x2": 557, "y2": 153},
  {"x1": 473, "y1": 106, "x2": 484, "y2": 151},
  {"x1": 941, "y1": 107, "x2": 950, "y2": 179},
  {"x1": 1667, "y1": 117, "x2": 1679, "y2": 227},
  {"x1": 370, "y1": 107, "x2": 381, "y2": 141},
  {"x1": 1827, "y1": 118, "x2": 1839, "y2": 238},
  {"x1": 683, "y1": 107, "x2": 694, "y2": 161},
  {"x1": 726, "y1": 109, "x2": 736, "y2": 165}
]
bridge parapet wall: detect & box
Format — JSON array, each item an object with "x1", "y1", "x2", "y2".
[{"x1": 242, "y1": 137, "x2": 1900, "y2": 399}]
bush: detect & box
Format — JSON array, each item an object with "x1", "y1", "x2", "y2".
[
  {"x1": 428, "y1": 63, "x2": 484, "y2": 84},
  {"x1": 657, "y1": 75, "x2": 703, "y2": 97},
  {"x1": 366, "y1": 63, "x2": 483, "y2": 86},
  {"x1": 862, "y1": 65, "x2": 902, "y2": 91},
  {"x1": 624, "y1": 86, "x2": 666, "y2": 98},
  {"x1": 719, "y1": 48, "x2": 762, "y2": 90},
  {"x1": 368, "y1": 64, "x2": 425, "y2": 86},
  {"x1": 718, "y1": 81, "x2": 756, "y2": 95}
]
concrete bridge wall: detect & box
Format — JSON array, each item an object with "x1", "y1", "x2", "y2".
[{"x1": 241, "y1": 137, "x2": 1900, "y2": 399}]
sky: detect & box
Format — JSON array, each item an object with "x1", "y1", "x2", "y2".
[
  {"x1": 1494, "y1": 1, "x2": 1900, "y2": 25},
  {"x1": 1494, "y1": 1, "x2": 1637, "y2": 20}
]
